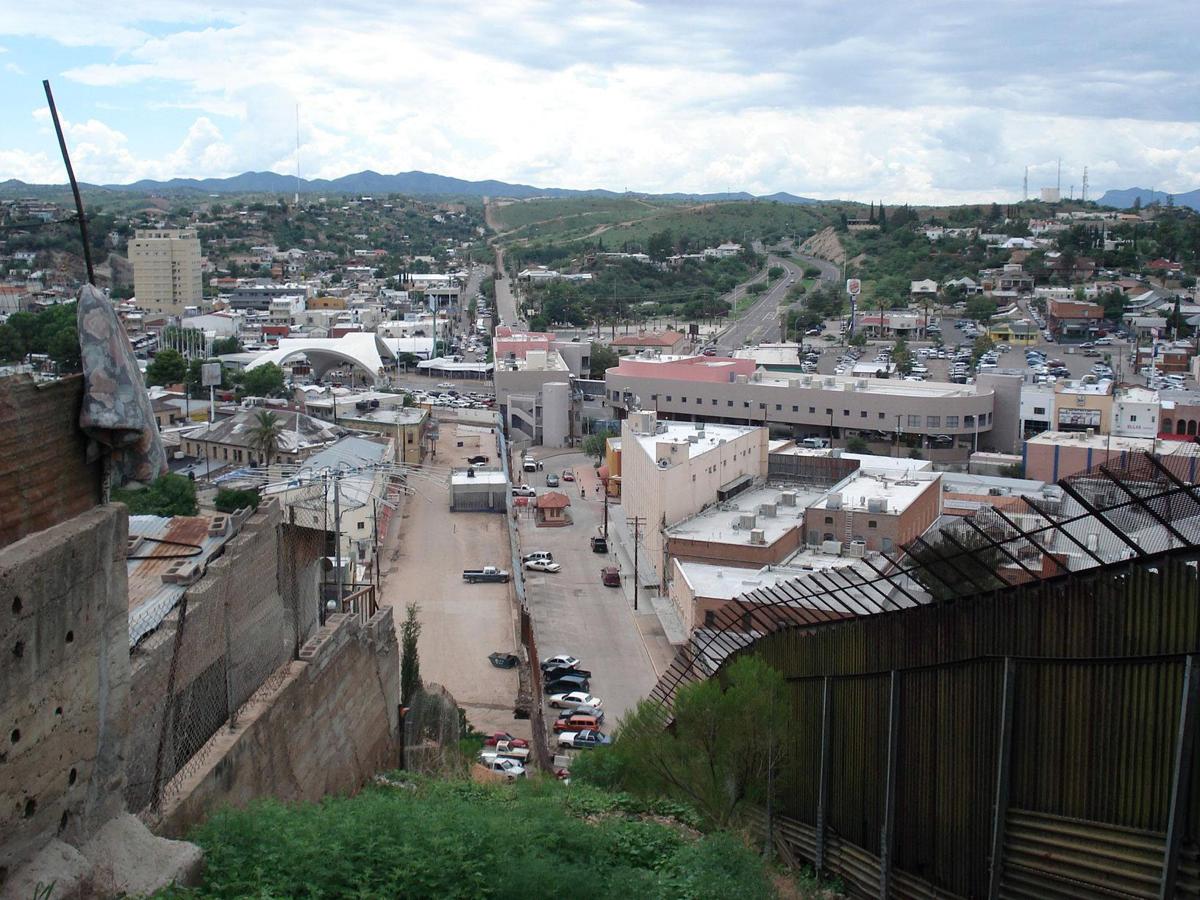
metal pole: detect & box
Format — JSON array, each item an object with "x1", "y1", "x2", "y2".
[
  {"x1": 1160, "y1": 654, "x2": 1199, "y2": 898},
  {"x1": 814, "y1": 676, "x2": 832, "y2": 873},
  {"x1": 42, "y1": 80, "x2": 95, "y2": 285},
  {"x1": 987, "y1": 658, "x2": 1017, "y2": 899},
  {"x1": 333, "y1": 472, "x2": 342, "y2": 606},
  {"x1": 879, "y1": 670, "x2": 901, "y2": 900}
]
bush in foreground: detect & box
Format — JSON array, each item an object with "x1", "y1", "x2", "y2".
[{"x1": 165, "y1": 776, "x2": 776, "y2": 899}]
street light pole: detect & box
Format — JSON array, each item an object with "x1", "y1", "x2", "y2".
[{"x1": 627, "y1": 515, "x2": 644, "y2": 612}]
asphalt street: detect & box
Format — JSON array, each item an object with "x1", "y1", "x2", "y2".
[{"x1": 716, "y1": 247, "x2": 840, "y2": 351}]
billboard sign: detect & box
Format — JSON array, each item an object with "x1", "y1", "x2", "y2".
[
  {"x1": 200, "y1": 362, "x2": 222, "y2": 387},
  {"x1": 846, "y1": 278, "x2": 862, "y2": 296},
  {"x1": 1058, "y1": 408, "x2": 1101, "y2": 428}
]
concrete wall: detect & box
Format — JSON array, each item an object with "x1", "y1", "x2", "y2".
[
  {"x1": 667, "y1": 528, "x2": 803, "y2": 569},
  {"x1": 156, "y1": 609, "x2": 400, "y2": 838},
  {"x1": 0, "y1": 375, "x2": 101, "y2": 547},
  {"x1": 1, "y1": 506, "x2": 129, "y2": 879}
]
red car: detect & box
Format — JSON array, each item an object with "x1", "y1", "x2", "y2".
[
  {"x1": 483, "y1": 732, "x2": 529, "y2": 748},
  {"x1": 561, "y1": 470, "x2": 576, "y2": 482}
]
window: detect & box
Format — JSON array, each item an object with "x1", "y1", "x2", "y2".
[
  {"x1": 927, "y1": 415, "x2": 940, "y2": 428},
  {"x1": 792, "y1": 405, "x2": 799, "y2": 412},
  {"x1": 868, "y1": 520, "x2": 877, "y2": 528},
  {"x1": 1130, "y1": 415, "x2": 1138, "y2": 422},
  {"x1": 879, "y1": 412, "x2": 886, "y2": 420},
  {"x1": 826, "y1": 408, "x2": 833, "y2": 416},
  {"x1": 860, "y1": 411, "x2": 868, "y2": 418},
  {"x1": 712, "y1": 399, "x2": 718, "y2": 405},
  {"x1": 727, "y1": 400, "x2": 734, "y2": 407},
  {"x1": 843, "y1": 409, "x2": 850, "y2": 417},
  {"x1": 759, "y1": 403, "x2": 766, "y2": 410},
  {"x1": 908, "y1": 415, "x2": 921, "y2": 427},
  {"x1": 665, "y1": 395, "x2": 672, "y2": 402},
  {"x1": 744, "y1": 402, "x2": 750, "y2": 409},
  {"x1": 809, "y1": 406, "x2": 816, "y2": 414},
  {"x1": 681, "y1": 397, "x2": 687, "y2": 403},
  {"x1": 824, "y1": 516, "x2": 833, "y2": 524},
  {"x1": 357, "y1": 521, "x2": 365, "y2": 530},
  {"x1": 776, "y1": 404, "x2": 782, "y2": 411},
  {"x1": 946, "y1": 415, "x2": 959, "y2": 428},
  {"x1": 704, "y1": 610, "x2": 717, "y2": 628},
  {"x1": 650, "y1": 394, "x2": 658, "y2": 401}
]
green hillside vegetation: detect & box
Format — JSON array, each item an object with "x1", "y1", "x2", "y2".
[
  {"x1": 163, "y1": 775, "x2": 796, "y2": 900},
  {"x1": 491, "y1": 196, "x2": 660, "y2": 234}
]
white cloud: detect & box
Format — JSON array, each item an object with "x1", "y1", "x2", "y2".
[{"x1": 2, "y1": 1, "x2": 1198, "y2": 199}]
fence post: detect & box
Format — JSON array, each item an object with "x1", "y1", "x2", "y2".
[
  {"x1": 1160, "y1": 654, "x2": 1199, "y2": 899},
  {"x1": 815, "y1": 675, "x2": 832, "y2": 873},
  {"x1": 987, "y1": 657, "x2": 1017, "y2": 900},
  {"x1": 879, "y1": 670, "x2": 900, "y2": 900}
]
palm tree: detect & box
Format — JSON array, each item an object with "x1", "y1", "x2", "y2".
[{"x1": 249, "y1": 410, "x2": 285, "y2": 465}]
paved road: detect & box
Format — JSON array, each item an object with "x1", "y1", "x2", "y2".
[
  {"x1": 492, "y1": 248, "x2": 522, "y2": 328},
  {"x1": 517, "y1": 452, "x2": 674, "y2": 730}
]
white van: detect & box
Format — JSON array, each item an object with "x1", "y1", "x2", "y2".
[{"x1": 800, "y1": 437, "x2": 831, "y2": 449}]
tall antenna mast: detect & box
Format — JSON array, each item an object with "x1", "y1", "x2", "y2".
[
  {"x1": 1056, "y1": 158, "x2": 1061, "y2": 195},
  {"x1": 294, "y1": 104, "x2": 301, "y2": 207},
  {"x1": 1023, "y1": 166, "x2": 1028, "y2": 201},
  {"x1": 1081, "y1": 166, "x2": 1089, "y2": 203}
]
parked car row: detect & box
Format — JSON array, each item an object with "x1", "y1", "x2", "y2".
[{"x1": 541, "y1": 654, "x2": 610, "y2": 751}]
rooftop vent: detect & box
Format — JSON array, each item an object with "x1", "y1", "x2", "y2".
[
  {"x1": 826, "y1": 492, "x2": 843, "y2": 510},
  {"x1": 845, "y1": 540, "x2": 866, "y2": 558},
  {"x1": 821, "y1": 540, "x2": 843, "y2": 556},
  {"x1": 759, "y1": 503, "x2": 777, "y2": 518},
  {"x1": 779, "y1": 491, "x2": 797, "y2": 507},
  {"x1": 738, "y1": 513, "x2": 757, "y2": 530},
  {"x1": 749, "y1": 528, "x2": 767, "y2": 545},
  {"x1": 867, "y1": 497, "x2": 887, "y2": 513}
]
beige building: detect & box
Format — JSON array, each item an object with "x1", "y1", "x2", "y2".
[
  {"x1": 804, "y1": 469, "x2": 943, "y2": 555},
  {"x1": 129, "y1": 228, "x2": 203, "y2": 316},
  {"x1": 620, "y1": 412, "x2": 768, "y2": 583}
]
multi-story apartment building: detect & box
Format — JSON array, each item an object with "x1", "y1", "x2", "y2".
[
  {"x1": 605, "y1": 354, "x2": 1017, "y2": 459},
  {"x1": 128, "y1": 228, "x2": 202, "y2": 316}
]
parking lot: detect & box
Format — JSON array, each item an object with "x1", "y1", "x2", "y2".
[{"x1": 514, "y1": 452, "x2": 675, "y2": 735}]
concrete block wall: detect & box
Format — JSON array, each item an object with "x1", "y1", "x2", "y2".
[
  {"x1": 0, "y1": 506, "x2": 129, "y2": 883},
  {"x1": 158, "y1": 607, "x2": 400, "y2": 837},
  {"x1": 0, "y1": 375, "x2": 101, "y2": 547}
]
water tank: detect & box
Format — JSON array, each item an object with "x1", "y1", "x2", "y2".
[
  {"x1": 867, "y1": 497, "x2": 887, "y2": 513},
  {"x1": 826, "y1": 493, "x2": 843, "y2": 510}
]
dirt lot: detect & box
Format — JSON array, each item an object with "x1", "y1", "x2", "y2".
[{"x1": 379, "y1": 421, "x2": 528, "y2": 739}]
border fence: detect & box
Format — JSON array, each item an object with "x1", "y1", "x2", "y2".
[{"x1": 649, "y1": 452, "x2": 1200, "y2": 897}]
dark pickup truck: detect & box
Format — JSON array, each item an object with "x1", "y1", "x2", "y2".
[{"x1": 463, "y1": 566, "x2": 511, "y2": 584}]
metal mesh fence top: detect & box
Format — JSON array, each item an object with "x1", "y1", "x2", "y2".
[
  {"x1": 649, "y1": 451, "x2": 1200, "y2": 714},
  {"x1": 402, "y1": 683, "x2": 464, "y2": 776}
]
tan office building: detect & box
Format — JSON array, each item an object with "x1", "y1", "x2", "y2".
[{"x1": 129, "y1": 228, "x2": 203, "y2": 316}]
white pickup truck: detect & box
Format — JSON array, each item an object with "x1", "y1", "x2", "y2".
[{"x1": 478, "y1": 756, "x2": 526, "y2": 781}]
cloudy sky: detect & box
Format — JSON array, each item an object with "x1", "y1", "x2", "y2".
[{"x1": 1, "y1": 0, "x2": 1197, "y2": 203}]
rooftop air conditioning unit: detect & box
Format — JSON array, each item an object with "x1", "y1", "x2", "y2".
[
  {"x1": 824, "y1": 377, "x2": 836, "y2": 388},
  {"x1": 826, "y1": 493, "x2": 843, "y2": 510},
  {"x1": 802, "y1": 376, "x2": 813, "y2": 387},
  {"x1": 846, "y1": 540, "x2": 867, "y2": 558},
  {"x1": 687, "y1": 434, "x2": 699, "y2": 443},
  {"x1": 821, "y1": 540, "x2": 843, "y2": 556},
  {"x1": 867, "y1": 498, "x2": 887, "y2": 513},
  {"x1": 780, "y1": 491, "x2": 797, "y2": 506},
  {"x1": 749, "y1": 528, "x2": 767, "y2": 545},
  {"x1": 845, "y1": 382, "x2": 856, "y2": 391},
  {"x1": 759, "y1": 503, "x2": 777, "y2": 517},
  {"x1": 739, "y1": 513, "x2": 758, "y2": 530}
]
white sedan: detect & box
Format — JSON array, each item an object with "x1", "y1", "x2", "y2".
[
  {"x1": 437, "y1": 382, "x2": 455, "y2": 389},
  {"x1": 541, "y1": 654, "x2": 581, "y2": 670},
  {"x1": 525, "y1": 559, "x2": 561, "y2": 573},
  {"x1": 547, "y1": 691, "x2": 602, "y2": 710}
]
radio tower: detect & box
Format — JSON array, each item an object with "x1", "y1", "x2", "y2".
[
  {"x1": 1023, "y1": 166, "x2": 1028, "y2": 201},
  {"x1": 1081, "y1": 166, "x2": 1089, "y2": 203},
  {"x1": 1056, "y1": 158, "x2": 1061, "y2": 196}
]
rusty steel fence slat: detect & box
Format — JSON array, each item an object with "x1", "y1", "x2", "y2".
[{"x1": 643, "y1": 452, "x2": 1200, "y2": 897}]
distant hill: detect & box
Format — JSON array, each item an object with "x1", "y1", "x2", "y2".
[
  {"x1": 1098, "y1": 186, "x2": 1200, "y2": 212},
  {"x1": 0, "y1": 170, "x2": 823, "y2": 205}
]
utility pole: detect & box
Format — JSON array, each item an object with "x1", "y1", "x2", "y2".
[
  {"x1": 627, "y1": 515, "x2": 645, "y2": 611},
  {"x1": 332, "y1": 471, "x2": 343, "y2": 607},
  {"x1": 603, "y1": 489, "x2": 609, "y2": 540}
]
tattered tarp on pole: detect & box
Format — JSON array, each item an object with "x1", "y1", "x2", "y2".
[{"x1": 77, "y1": 283, "x2": 167, "y2": 487}]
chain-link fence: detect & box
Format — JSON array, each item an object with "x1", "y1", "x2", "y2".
[
  {"x1": 402, "y1": 683, "x2": 464, "y2": 775},
  {"x1": 126, "y1": 502, "x2": 323, "y2": 816}
]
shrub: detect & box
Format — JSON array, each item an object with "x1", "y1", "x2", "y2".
[{"x1": 213, "y1": 488, "x2": 260, "y2": 513}]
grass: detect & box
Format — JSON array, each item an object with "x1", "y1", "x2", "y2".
[{"x1": 161, "y1": 774, "x2": 792, "y2": 900}]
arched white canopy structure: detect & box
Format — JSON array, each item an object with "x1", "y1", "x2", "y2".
[{"x1": 245, "y1": 334, "x2": 396, "y2": 383}]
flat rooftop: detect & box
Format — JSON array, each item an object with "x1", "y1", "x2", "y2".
[
  {"x1": 627, "y1": 420, "x2": 760, "y2": 462},
  {"x1": 759, "y1": 371, "x2": 981, "y2": 399},
  {"x1": 337, "y1": 407, "x2": 428, "y2": 426},
  {"x1": 1026, "y1": 431, "x2": 1156, "y2": 451},
  {"x1": 451, "y1": 468, "x2": 507, "y2": 485},
  {"x1": 667, "y1": 484, "x2": 824, "y2": 545},
  {"x1": 677, "y1": 557, "x2": 858, "y2": 600},
  {"x1": 812, "y1": 470, "x2": 940, "y2": 513}
]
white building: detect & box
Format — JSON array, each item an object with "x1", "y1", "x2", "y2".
[
  {"x1": 128, "y1": 228, "x2": 203, "y2": 316},
  {"x1": 1020, "y1": 382, "x2": 1056, "y2": 438},
  {"x1": 1112, "y1": 387, "x2": 1160, "y2": 439}
]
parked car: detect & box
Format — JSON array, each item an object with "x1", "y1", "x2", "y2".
[
  {"x1": 556, "y1": 704, "x2": 604, "y2": 723},
  {"x1": 463, "y1": 566, "x2": 510, "y2": 584},
  {"x1": 541, "y1": 654, "x2": 581, "y2": 671},
  {"x1": 525, "y1": 559, "x2": 562, "y2": 573},
  {"x1": 553, "y1": 714, "x2": 604, "y2": 734},
  {"x1": 478, "y1": 756, "x2": 526, "y2": 780},
  {"x1": 437, "y1": 382, "x2": 455, "y2": 389},
  {"x1": 545, "y1": 675, "x2": 590, "y2": 694},
  {"x1": 545, "y1": 473, "x2": 560, "y2": 487},
  {"x1": 601, "y1": 566, "x2": 621, "y2": 587},
  {"x1": 560, "y1": 470, "x2": 576, "y2": 482},
  {"x1": 522, "y1": 550, "x2": 554, "y2": 564},
  {"x1": 543, "y1": 665, "x2": 592, "y2": 682},
  {"x1": 466, "y1": 455, "x2": 489, "y2": 465},
  {"x1": 547, "y1": 691, "x2": 602, "y2": 710},
  {"x1": 558, "y1": 730, "x2": 612, "y2": 750},
  {"x1": 590, "y1": 535, "x2": 609, "y2": 553},
  {"x1": 483, "y1": 732, "x2": 529, "y2": 748},
  {"x1": 512, "y1": 484, "x2": 537, "y2": 497}
]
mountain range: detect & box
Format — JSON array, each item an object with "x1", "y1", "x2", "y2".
[
  {"x1": 0, "y1": 169, "x2": 823, "y2": 205},
  {"x1": 1097, "y1": 187, "x2": 1200, "y2": 212}
]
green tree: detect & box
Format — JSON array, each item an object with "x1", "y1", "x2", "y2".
[
  {"x1": 589, "y1": 342, "x2": 619, "y2": 379},
  {"x1": 211, "y1": 336, "x2": 241, "y2": 355},
  {"x1": 238, "y1": 362, "x2": 287, "y2": 398},
  {"x1": 144, "y1": 349, "x2": 188, "y2": 386},
  {"x1": 248, "y1": 410, "x2": 285, "y2": 464},
  {"x1": 112, "y1": 473, "x2": 198, "y2": 516},
  {"x1": 848, "y1": 331, "x2": 867, "y2": 348},
  {"x1": 646, "y1": 229, "x2": 674, "y2": 262},
  {"x1": 0, "y1": 325, "x2": 24, "y2": 363},
  {"x1": 845, "y1": 435, "x2": 869, "y2": 452},
  {"x1": 573, "y1": 655, "x2": 788, "y2": 828},
  {"x1": 964, "y1": 296, "x2": 997, "y2": 324},
  {"x1": 583, "y1": 428, "x2": 616, "y2": 462},
  {"x1": 891, "y1": 338, "x2": 913, "y2": 375},
  {"x1": 214, "y1": 488, "x2": 261, "y2": 513},
  {"x1": 767, "y1": 266, "x2": 784, "y2": 280},
  {"x1": 401, "y1": 602, "x2": 422, "y2": 705}
]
